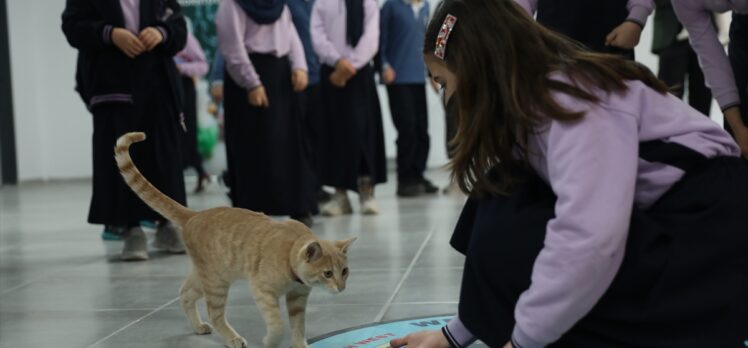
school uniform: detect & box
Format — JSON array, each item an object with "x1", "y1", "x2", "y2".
[
  {"x1": 442, "y1": 75, "x2": 748, "y2": 348},
  {"x1": 516, "y1": 0, "x2": 655, "y2": 59},
  {"x1": 673, "y1": 0, "x2": 748, "y2": 133},
  {"x1": 62, "y1": 0, "x2": 188, "y2": 226},
  {"x1": 175, "y1": 33, "x2": 209, "y2": 175},
  {"x1": 288, "y1": 0, "x2": 325, "y2": 193},
  {"x1": 380, "y1": 0, "x2": 430, "y2": 186},
  {"x1": 216, "y1": 0, "x2": 317, "y2": 216},
  {"x1": 652, "y1": 0, "x2": 712, "y2": 116},
  {"x1": 311, "y1": 0, "x2": 387, "y2": 191}
]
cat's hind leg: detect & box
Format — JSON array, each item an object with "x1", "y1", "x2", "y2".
[
  {"x1": 250, "y1": 284, "x2": 285, "y2": 348},
  {"x1": 179, "y1": 271, "x2": 212, "y2": 335}
]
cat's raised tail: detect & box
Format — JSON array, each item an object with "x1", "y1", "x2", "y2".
[{"x1": 115, "y1": 132, "x2": 197, "y2": 226}]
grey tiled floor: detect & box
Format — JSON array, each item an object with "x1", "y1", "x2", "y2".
[{"x1": 0, "y1": 170, "x2": 468, "y2": 347}]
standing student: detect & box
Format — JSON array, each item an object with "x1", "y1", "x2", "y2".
[
  {"x1": 390, "y1": 0, "x2": 748, "y2": 347},
  {"x1": 673, "y1": 0, "x2": 748, "y2": 158},
  {"x1": 380, "y1": 0, "x2": 439, "y2": 197},
  {"x1": 288, "y1": 0, "x2": 332, "y2": 204},
  {"x1": 516, "y1": 0, "x2": 654, "y2": 59},
  {"x1": 216, "y1": 0, "x2": 318, "y2": 226},
  {"x1": 62, "y1": 0, "x2": 188, "y2": 261},
  {"x1": 652, "y1": 0, "x2": 712, "y2": 116},
  {"x1": 175, "y1": 32, "x2": 211, "y2": 193},
  {"x1": 311, "y1": 0, "x2": 387, "y2": 215}
]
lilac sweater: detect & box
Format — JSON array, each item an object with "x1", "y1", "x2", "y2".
[
  {"x1": 175, "y1": 34, "x2": 209, "y2": 78},
  {"x1": 215, "y1": 0, "x2": 307, "y2": 90},
  {"x1": 672, "y1": 0, "x2": 748, "y2": 110},
  {"x1": 515, "y1": 0, "x2": 655, "y2": 27},
  {"x1": 447, "y1": 75, "x2": 739, "y2": 348},
  {"x1": 310, "y1": 0, "x2": 380, "y2": 70}
]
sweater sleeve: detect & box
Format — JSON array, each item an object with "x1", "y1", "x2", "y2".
[
  {"x1": 514, "y1": 0, "x2": 537, "y2": 16},
  {"x1": 626, "y1": 0, "x2": 655, "y2": 27},
  {"x1": 512, "y1": 106, "x2": 639, "y2": 348},
  {"x1": 216, "y1": 0, "x2": 261, "y2": 90},
  {"x1": 153, "y1": 0, "x2": 188, "y2": 56},
  {"x1": 349, "y1": 0, "x2": 380, "y2": 69},
  {"x1": 673, "y1": 0, "x2": 740, "y2": 110},
  {"x1": 311, "y1": 0, "x2": 342, "y2": 67},
  {"x1": 61, "y1": 0, "x2": 113, "y2": 51}
]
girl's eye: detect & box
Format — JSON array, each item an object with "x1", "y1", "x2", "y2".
[{"x1": 324, "y1": 271, "x2": 333, "y2": 278}]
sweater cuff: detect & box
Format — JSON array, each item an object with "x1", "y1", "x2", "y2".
[
  {"x1": 511, "y1": 325, "x2": 548, "y2": 348},
  {"x1": 626, "y1": 5, "x2": 650, "y2": 28},
  {"x1": 103, "y1": 25, "x2": 114, "y2": 45},
  {"x1": 442, "y1": 316, "x2": 477, "y2": 348},
  {"x1": 716, "y1": 93, "x2": 742, "y2": 112},
  {"x1": 156, "y1": 26, "x2": 169, "y2": 43}
]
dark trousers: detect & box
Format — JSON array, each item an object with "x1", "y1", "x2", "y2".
[
  {"x1": 302, "y1": 84, "x2": 324, "y2": 190},
  {"x1": 729, "y1": 13, "x2": 748, "y2": 133},
  {"x1": 657, "y1": 40, "x2": 712, "y2": 116},
  {"x1": 386, "y1": 84, "x2": 429, "y2": 184}
]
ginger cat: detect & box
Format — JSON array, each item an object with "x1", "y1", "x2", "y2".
[{"x1": 115, "y1": 132, "x2": 356, "y2": 348}]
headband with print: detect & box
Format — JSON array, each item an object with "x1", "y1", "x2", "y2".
[{"x1": 434, "y1": 14, "x2": 457, "y2": 60}]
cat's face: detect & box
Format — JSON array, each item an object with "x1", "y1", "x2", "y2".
[{"x1": 297, "y1": 238, "x2": 356, "y2": 294}]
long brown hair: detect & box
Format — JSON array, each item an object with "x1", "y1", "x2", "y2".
[{"x1": 424, "y1": 0, "x2": 668, "y2": 196}]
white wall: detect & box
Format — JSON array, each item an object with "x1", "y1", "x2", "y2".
[{"x1": 7, "y1": 0, "x2": 91, "y2": 182}]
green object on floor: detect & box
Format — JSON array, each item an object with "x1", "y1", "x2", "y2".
[
  {"x1": 101, "y1": 225, "x2": 126, "y2": 241},
  {"x1": 139, "y1": 220, "x2": 157, "y2": 229}
]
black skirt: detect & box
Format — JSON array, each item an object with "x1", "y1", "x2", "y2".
[
  {"x1": 452, "y1": 141, "x2": 748, "y2": 347},
  {"x1": 223, "y1": 54, "x2": 317, "y2": 216},
  {"x1": 319, "y1": 64, "x2": 387, "y2": 191},
  {"x1": 179, "y1": 76, "x2": 203, "y2": 171},
  {"x1": 89, "y1": 65, "x2": 186, "y2": 225}
]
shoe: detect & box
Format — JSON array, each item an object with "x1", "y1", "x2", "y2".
[
  {"x1": 357, "y1": 177, "x2": 379, "y2": 215},
  {"x1": 153, "y1": 222, "x2": 186, "y2": 254},
  {"x1": 321, "y1": 192, "x2": 353, "y2": 216},
  {"x1": 195, "y1": 173, "x2": 211, "y2": 193},
  {"x1": 121, "y1": 227, "x2": 149, "y2": 261},
  {"x1": 420, "y1": 178, "x2": 439, "y2": 194},
  {"x1": 317, "y1": 189, "x2": 333, "y2": 203},
  {"x1": 443, "y1": 181, "x2": 462, "y2": 195},
  {"x1": 102, "y1": 225, "x2": 127, "y2": 241},
  {"x1": 397, "y1": 183, "x2": 423, "y2": 197},
  {"x1": 291, "y1": 213, "x2": 314, "y2": 227}
]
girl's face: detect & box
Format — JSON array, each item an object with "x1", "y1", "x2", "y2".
[{"x1": 425, "y1": 57, "x2": 457, "y2": 107}]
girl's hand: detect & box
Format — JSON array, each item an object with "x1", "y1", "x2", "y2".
[
  {"x1": 292, "y1": 69, "x2": 308, "y2": 92},
  {"x1": 724, "y1": 106, "x2": 748, "y2": 159},
  {"x1": 329, "y1": 70, "x2": 348, "y2": 88},
  {"x1": 605, "y1": 21, "x2": 642, "y2": 49},
  {"x1": 138, "y1": 27, "x2": 164, "y2": 51},
  {"x1": 112, "y1": 28, "x2": 145, "y2": 58},
  {"x1": 248, "y1": 86, "x2": 269, "y2": 108},
  {"x1": 389, "y1": 330, "x2": 451, "y2": 348},
  {"x1": 503, "y1": 341, "x2": 514, "y2": 348},
  {"x1": 382, "y1": 66, "x2": 396, "y2": 85}
]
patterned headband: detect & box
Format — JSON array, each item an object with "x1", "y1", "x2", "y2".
[{"x1": 434, "y1": 14, "x2": 458, "y2": 60}]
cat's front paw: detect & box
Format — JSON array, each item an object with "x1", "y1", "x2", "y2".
[
  {"x1": 194, "y1": 323, "x2": 212, "y2": 335},
  {"x1": 227, "y1": 336, "x2": 247, "y2": 348}
]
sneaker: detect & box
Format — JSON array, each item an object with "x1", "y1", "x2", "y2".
[
  {"x1": 321, "y1": 192, "x2": 353, "y2": 216},
  {"x1": 360, "y1": 196, "x2": 380, "y2": 215},
  {"x1": 121, "y1": 227, "x2": 149, "y2": 261},
  {"x1": 420, "y1": 178, "x2": 439, "y2": 194},
  {"x1": 101, "y1": 225, "x2": 127, "y2": 241},
  {"x1": 290, "y1": 213, "x2": 314, "y2": 227},
  {"x1": 358, "y1": 177, "x2": 379, "y2": 215},
  {"x1": 153, "y1": 222, "x2": 186, "y2": 254},
  {"x1": 443, "y1": 181, "x2": 462, "y2": 195},
  {"x1": 397, "y1": 183, "x2": 423, "y2": 197},
  {"x1": 317, "y1": 189, "x2": 333, "y2": 203}
]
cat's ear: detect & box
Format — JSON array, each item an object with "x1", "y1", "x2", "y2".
[
  {"x1": 335, "y1": 237, "x2": 357, "y2": 254},
  {"x1": 305, "y1": 242, "x2": 323, "y2": 262}
]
